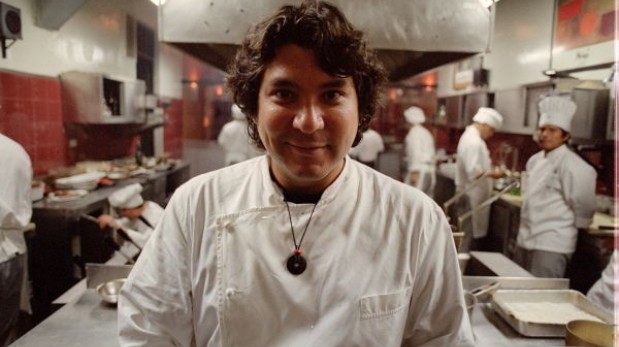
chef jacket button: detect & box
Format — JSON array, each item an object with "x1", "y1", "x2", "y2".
[{"x1": 225, "y1": 288, "x2": 236, "y2": 298}]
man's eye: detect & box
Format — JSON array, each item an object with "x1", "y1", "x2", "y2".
[
  {"x1": 323, "y1": 90, "x2": 343, "y2": 102},
  {"x1": 273, "y1": 90, "x2": 294, "y2": 101}
]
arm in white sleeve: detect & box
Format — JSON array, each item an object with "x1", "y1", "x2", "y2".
[
  {"x1": 460, "y1": 143, "x2": 485, "y2": 181},
  {"x1": 563, "y1": 161, "x2": 597, "y2": 228},
  {"x1": 402, "y1": 204, "x2": 475, "y2": 347},
  {"x1": 118, "y1": 191, "x2": 194, "y2": 347}
]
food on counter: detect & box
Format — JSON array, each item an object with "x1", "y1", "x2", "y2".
[
  {"x1": 503, "y1": 301, "x2": 605, "y2": 325},
  {"x1": 55, "y1": 172, "x2": 106, "y2": 191},
  {"x1": 47, "y1": 189, "x2": 88, "y2": 202}
]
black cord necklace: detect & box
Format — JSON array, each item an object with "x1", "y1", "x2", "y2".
[{"x1": 284, "y1": 201, "x2": 318, "y2": 275}]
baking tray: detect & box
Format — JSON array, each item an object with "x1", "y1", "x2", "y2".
[{"x1": 491, "y1": 289, "x2": 614, "y2": 337}]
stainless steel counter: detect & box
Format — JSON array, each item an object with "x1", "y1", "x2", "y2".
[
  {"x1": 12, "y1": 275, "x2": 572, "y2": 347},
  {"x1": 10, "y1": 290, "x2": 119, "y2": 347}
]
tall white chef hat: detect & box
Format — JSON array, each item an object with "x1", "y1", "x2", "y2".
[
  {"x1": 472, "y1": 107, "x2": 503, "y2": 130},
  {"x1": 404, "y1": 106, "x2": 426, "y2": 124},
  {"x1": 538, "y1": 95, "x2": 576, "y2": 133},
  {"x1": 231, "y1": 104, "x2": 245, "y2": 120},
  {"x1": 108, "y1": 183, "x2": 144, "y2": 209}
]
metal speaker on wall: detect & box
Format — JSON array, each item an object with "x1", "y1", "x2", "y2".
[{"x1": 0, "y1": 2, "x2": 21, "y2": 40}]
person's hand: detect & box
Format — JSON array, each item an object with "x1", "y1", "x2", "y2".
[
  {"x1": 97, "y1": 214, "x2": 119, "y2": 230},
  {"x1": 408, "y1": 171, "x2": 419, "y2": 186},
  {"x1": 486, "y1": 167, "x2": 505, "y2": 179}
]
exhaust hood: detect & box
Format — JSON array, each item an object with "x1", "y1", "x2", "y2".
[{"x1": 159, "y1": 0, "x2": 491, "y2": 81}]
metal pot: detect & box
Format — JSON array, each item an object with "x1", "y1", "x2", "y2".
[
  {"x1": 565, "y1": 320, "x2": 616, "y2": 347},
  {"x1": 96, "y1": 278, "x2": 126, "y2": 305}
]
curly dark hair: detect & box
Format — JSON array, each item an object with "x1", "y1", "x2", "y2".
[{"x1": 225, "y1": 0, "x2": 386, "y2": 149}]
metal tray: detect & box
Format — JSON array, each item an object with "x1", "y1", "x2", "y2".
[{"x1": 491, "y1": 289, "x2": 613, "y2": 337}]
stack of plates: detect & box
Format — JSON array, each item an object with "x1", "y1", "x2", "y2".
[{"x1": 55, "y1": 172, "x2": 106, "y2": 191}]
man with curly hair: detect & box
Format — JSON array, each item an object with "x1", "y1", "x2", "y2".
[{"x1": 119, "y1": 2, "x2": 474, "y2": 346}]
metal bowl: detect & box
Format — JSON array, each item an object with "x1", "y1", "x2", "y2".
[
  {"x1": 565, "y1": 320, "x2": 616, "y2": 347},
  {"x1": 96, "y1": 278, "x2": 126, "y2": 305}
]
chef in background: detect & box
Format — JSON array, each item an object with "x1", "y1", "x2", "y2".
[
  {"x1": 97, "y1": 183, "x2": 164, "y2": 249},
  {"x1": 349, "y1": 120, "x2": 384, "y2": 169},
  {"x1": 403, "y1": 106, "x2": 436, "y2": 197},
  {"x1": 0, "y1": 133, "x2": 32, "y2": 347},
  {"x1": 218, "y1": 104, "x2": 262, "y2": 166},
  {"x1": 514, "y1": 95, "x2": 596, "y2": 278},
  {"x1": 455, "y1": 107, "x2": 504, "y2": 252}
]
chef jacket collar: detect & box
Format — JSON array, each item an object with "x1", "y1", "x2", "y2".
[
  {"x1": 260, "y1": 155, "x2": 350, "y2": 207},
  {"x1": 543, "y1": 143, "x2": 568, "y2": 164}
]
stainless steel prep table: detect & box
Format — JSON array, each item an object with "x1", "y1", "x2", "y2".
[{"x1": 12, "y1": 275, "x2": 572, "y2": 346}]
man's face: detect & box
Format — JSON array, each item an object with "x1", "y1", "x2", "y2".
[
  {"x1": 478, "y1": 123, "x2": 495, "y2": 140},
  {"x1": 537, "y1": 124, "x2": 569, "y2": 152},
  {"x1": 119, "y1": 207, "x2": 142, "y2": 219},
  {"x1": 257, "y1": 44, "x2": 359, "y2": 194}
]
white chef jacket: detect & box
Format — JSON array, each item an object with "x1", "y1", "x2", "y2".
[
  {"x1": 217, "y1": 119, "x2": 261, "y2": 166},
  {"x1": 117, "y1": 201, "x2": 165, "y2": 249},
  {"x1": 517, "y1": 144, "x2": 596, "y2": 254},
  {"x1": 118, "y1": 156, "x2": 474, "y2": 347},
  {"x1": 587, "y1": 250, "x2": 617, "y2": 311},
  {"x1": 404, "y1": 125, "x2": 436, "y2": 196},
  {"x1": 0, "y1": 134, "x2": 32, "y2": 264},
  {"x1": 349, "y1": 129, "x2": 385, "y2": 163},
  {"x1": 455, "y1": 125, "x2": 493, "y2": 238}
]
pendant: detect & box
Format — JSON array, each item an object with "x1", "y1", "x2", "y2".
[{"x1": 286, "y1": 253, "x2": 307, "y2": 275}]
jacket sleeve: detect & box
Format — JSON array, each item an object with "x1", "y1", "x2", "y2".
[
  {"x1": 118, "y1": 191, "x2": 194, "y2": 347},
  {"x1": 562, "y1": 159, "x2": 597, "y2": 229},
  {"x1": 401, "y1": 203, "x2": 476, "y2": 347}
]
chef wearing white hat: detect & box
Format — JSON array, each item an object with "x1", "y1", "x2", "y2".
[
  {"x1": 97, "y1": 183, "x2": 165, "y2": 249},
  {"x1": 455, "y1": 107, "x2": 504, "y2": 252},
  {"x1": 514, "y1": 95, "x2": 596, "y2": 278},
  {"x1": 403, "y1": 106, "x2": 436, "y2": 197}
]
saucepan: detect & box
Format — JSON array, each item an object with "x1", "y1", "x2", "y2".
[{"x1": 565, "y1": 319, "x2": 616, "y2": 347}]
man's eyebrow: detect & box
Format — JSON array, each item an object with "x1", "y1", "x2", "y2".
[
  {"x1": 267, "y1": 78, "x2": 297, "y2": 88},
  {"x1": 321, "y1": 79, "x2": 348, "y2": 89}
]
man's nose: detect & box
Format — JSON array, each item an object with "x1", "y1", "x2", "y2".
[{"x1": 293, "y1": 103, "x2": 325, "y2": 133}]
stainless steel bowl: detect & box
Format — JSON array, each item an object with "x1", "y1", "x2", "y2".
[{"x1": 96, "y1": 278, "x2": 126, "y2": 305}]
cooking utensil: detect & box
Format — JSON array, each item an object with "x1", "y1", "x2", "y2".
[
  {"x1": 469, "y1": 281, "x2": 500, "y2": 303},
  {"x1": 96, "y1": 278, "x2": 126, "y2": 305},
  {"x1": 565, "y1": 320, "x2": 616, "y2": 347},
  {"x1": 464, "y1": 291, "x2": 477, "y2": 324}
]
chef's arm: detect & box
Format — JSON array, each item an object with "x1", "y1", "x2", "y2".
[
  {"x1": 118, "y1": 192, "x2": 194, "y2": 347},
  {"x1": 401, "y1": 205, "x2": 475, "y2": 347},
  {"x1": 121, "y1": 227, "x2": 151, "y2": 249},
  {"x1": 564, "y1": 165, "x2": 597, "y2": 228}
]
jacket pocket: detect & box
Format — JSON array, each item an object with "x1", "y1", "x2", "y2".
[{"x1": 359, "y1": 287, "x2": 412, "y2": 320}]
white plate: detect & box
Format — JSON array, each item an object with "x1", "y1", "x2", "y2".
[
  {"x1": 55, "y1": 172, "x2": 106, "y2": 190},
  {"x1": 47, "y1": 189, "x2": 88, "y2": 202}
]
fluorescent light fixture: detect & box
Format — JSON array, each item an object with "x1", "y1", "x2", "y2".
[{"x1": 150, "y1": 0, "x2": 167, "y2": 6}]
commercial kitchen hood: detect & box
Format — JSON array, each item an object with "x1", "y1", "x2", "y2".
[{"x1": 159, "y1": 0, "x2": 491, "y2": 81}]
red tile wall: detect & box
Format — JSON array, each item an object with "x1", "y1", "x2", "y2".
[
  {"x1": 0, "y1": 70, "x2": 185, "y2": 176},
  {"x1": 0, "y1": 70, "x2": 67, "y2": 176}
]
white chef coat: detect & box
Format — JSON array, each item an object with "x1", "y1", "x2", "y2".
[
  {"x1": 587, "y1": 250, "x2": 617, "y2": 311},
  {"x1": 0, "y1": 134, "x2": 32, "y2": 263},
  {"x1": 404, "y1": 125, "x2": 436, "y2": 196},
  {"x1": 217, "y1": 119, "x2": 261, "y2": 166},
  {"x1": 349, "y1": 129, "x2": 385, "y2": 163},
  {"x1": 455, "y1": 125, "x2": 493, "y2": 238},
  {"x1": 517, "y1": 144, "x2": 596, "y2": 254},
  {"x1": 117, "y1": 201, "x2": 165, "y2": 249},
  {"x1": 118, "y1": 156, "x2": 474, "y2": 347}
]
